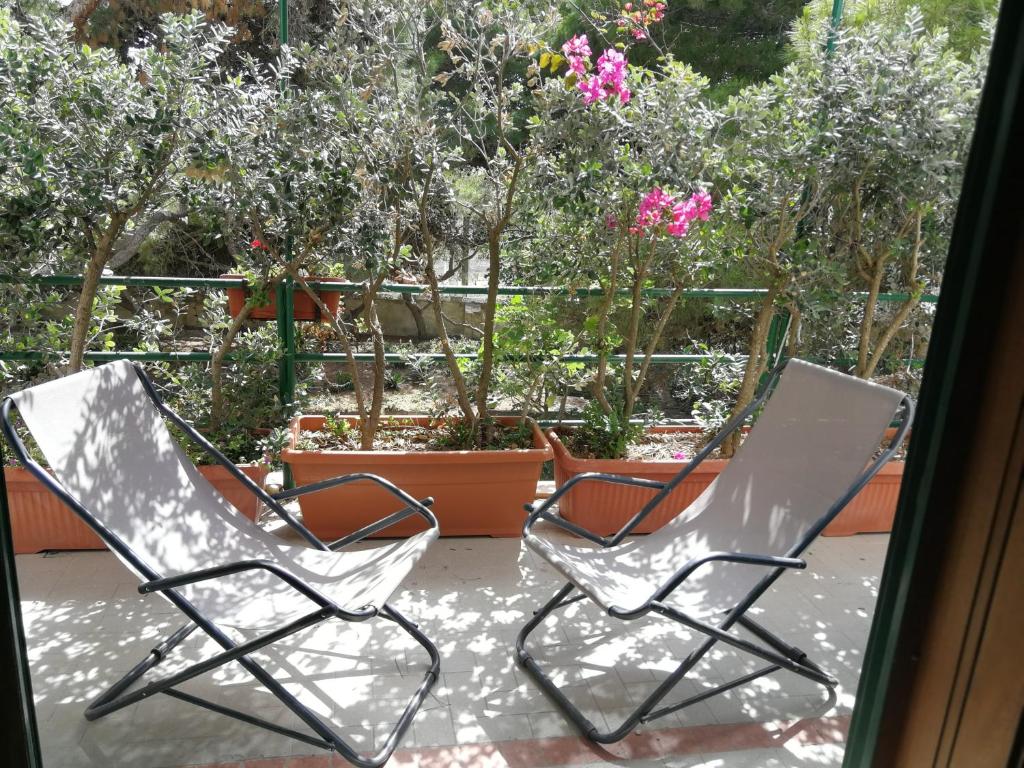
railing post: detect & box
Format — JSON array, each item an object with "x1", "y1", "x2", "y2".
[
  {"x1": 276, "y1": 277, "x2": 296, "y2": 488},
  {"x1": 761, "y1": 309, "x2": 792, "y2": 388}
]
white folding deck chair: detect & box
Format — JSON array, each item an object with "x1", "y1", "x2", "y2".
[
  {"x1": 1, "y1": 360, "x2": 441, "y2": 767},
  {"x1": 517, "y1": 359, "x2": 913, "y2": 742}
]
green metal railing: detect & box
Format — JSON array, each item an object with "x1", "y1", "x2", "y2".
[{"x1": 0, "y1": 274, "x2": 937, "y2": 410}]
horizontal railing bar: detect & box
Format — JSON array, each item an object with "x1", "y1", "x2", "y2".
[
  {"x1": 0, "y1": 275, "x2": 939, "y2": 303},
  {"x1": 0, "y1": 275, "x2": 247, "y2": 289},
  {"x1": 0, "y1": 349, "x2": 927, "y2": 368},
  {"x1": 0, "y1": 350, "x2": 733, "y2": 364}
]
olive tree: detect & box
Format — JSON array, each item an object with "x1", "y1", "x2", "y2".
[
  {"x1": 0, "y1": 10, "x2": 234, "y2": 372},
  {"x1": 713, "y1": 37, "x2": 837, "y2": 456},
  {"x1": 818, "y1": 11, "x2": 981, "y2": 378}
]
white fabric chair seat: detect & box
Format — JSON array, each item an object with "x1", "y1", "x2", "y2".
[
  {"x1": 526, "y1": 360, "x2": 906, "y2": 618},
  {"x1": 176, "y1": 528, "x2": 437, "y2": 629},
  {"x1": 9, "y1": 360, "x2": 437, "y2": 630}
]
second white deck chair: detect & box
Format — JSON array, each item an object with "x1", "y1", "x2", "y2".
[
  {"x1": 517, "y1": 359, "x2": 913, "y2": 742},
  {"x1": 1, "y1": 360, "x2": 440, "y2": 767}
]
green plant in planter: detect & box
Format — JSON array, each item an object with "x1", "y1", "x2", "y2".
[
  {"x1": 811, "y1": 11, "x2": 982, "y2": 379},
  {"x1": 491, "y1": 295, "x2": 587, "y2": 421}
]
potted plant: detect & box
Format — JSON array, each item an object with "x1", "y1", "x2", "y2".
[{"x1": 280, "y1": 5, "x2": 558, "y2": 537}]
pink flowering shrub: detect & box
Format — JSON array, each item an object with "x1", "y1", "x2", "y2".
[
  {"x1": 557, "y1": 37, "x2": 632, "y2": 105},
  {"x1": 630, "y1": 187, "x2": 713, "y2": 238}
]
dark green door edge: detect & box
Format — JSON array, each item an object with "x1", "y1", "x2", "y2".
[
  {"x1": 843, "y1": 1, "x2": 1024, "y2": 765},
  {"x1": 0, "y1": 441, "x2": 44, "y2": 768}
]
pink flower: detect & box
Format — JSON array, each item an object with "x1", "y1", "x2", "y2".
[
  {"x1": 691, "y1": 189, "x2": 713, "y2": 221},
  {"x1": 633, "y1": 186, "x2": 712, "y2": 237},
  {"x1": 596, "y1": 49, "x2": 627, "y2": 80},
  {"x1": 605, "y1": 213, "x2": 619, "y2": 229},
  {"x1": 636, "y1": 186, "x2": 674, "y2": 229},
  {"x1": 562, "y1": 34, "x2": 592, "y2": 59},
  {"x1": 666, "y1": 216, "x2": 689, "y2": 237},
  {"x1": 578, "y1": 75, "x2": 606, "y2": 104},
  {"x1": 672, "y1": 451, "x2": 687, "y2": 460},
  {"x1": 572, "y1": 48, "x2": 630, "y2": 106}
]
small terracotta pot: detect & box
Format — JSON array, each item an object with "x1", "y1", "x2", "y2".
[
  {"x1": 550, "y1": 427, "x2": 905, "y2": 537},
  {"x1": 5, "y1": 464, "x2": 268, "y2": 554},
  {"x1": 282, "y1": 415, "x2": 553, "y2": 538},
  {"x1": 221, "y1": 274, "x2": 344, "y2": 322}
]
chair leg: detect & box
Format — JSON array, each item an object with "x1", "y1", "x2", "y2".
[
  {"x1": 85, "y1": 621, "x2": 198, "y2": 720},
  {"x1": 83, "y1": 606, "x2": 440, "y2": 768},
  {"x1": 517, "y1": 582, "x2": 839, "y2": 744}
]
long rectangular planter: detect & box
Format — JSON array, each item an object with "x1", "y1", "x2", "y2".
[
  {"x1": 282, "y1": 415, "x2": 553, "y2": 538},
  {"x1": 4, "y1": 463, "x2": 268, "y2": 554},
  {"x1": 549, "y1": 427, "x2": 903, "y2": 537}
]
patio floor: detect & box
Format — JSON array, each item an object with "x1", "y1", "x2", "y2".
[{"x1": 17, "y1": 522, "x2": 888, "y2": 768}]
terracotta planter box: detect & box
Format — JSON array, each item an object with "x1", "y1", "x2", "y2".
[
  {"x1": 549, "y1": 427, "x2": 904, "y2": 537},
  {"x1": 221, "y1": 274, "x2": 344, "y2": 322},
  {"x1": 5, "y1": 464, "x2": 268, "y2": 554},
  {"x1": 282, "y1": 415, "x2": 553, "y2": 538}
]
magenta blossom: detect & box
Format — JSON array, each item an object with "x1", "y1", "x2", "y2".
[
  {"x1": 672, "y1": 451, "x2": 687, "y2": 461},
  {"x1": 691, "y1": 189, "x2": 713, "y2": 221},
  {"x1": 578, "y1": 75, "x2": 606, "y2": 105},
  {"x1": 561, "y1": 34, "x2": 592, "y2": 76},
  {"x1": 561, "y1": 34, "x2": 592, "y2": 59},
  {"x1": 633, "y1": 187, "x2": 713, "y2": 238},
  {"x1": 576, "y1": 49, "x2": 631, "y2": 105}
]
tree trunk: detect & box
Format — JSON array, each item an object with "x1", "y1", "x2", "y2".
[
  {"x1": 630, "y1": 284, "x2": 684, "y2": 414},
  {"x1": 621, "y1": 269, "x2": 646, "y2": 422},
  {"x1": 402, "y1": 293, "x2": 427, "y2": 339},
  {"x1": 68, "y1": 248, "x2": 111, "y2": 373},
  {"x1": 425, "y1": 253, "x2": 475, "y2": 422},
  {"x1": 785, "y1": 301, "x2": 802, "y2": 359},
  {"x1": 362, "y1": 285, "x2": 387, "y2": 450},
  {"x1": 720, "y1": 283, "x2": 781, "y2": 458},
  {"x1": 856, "y1": 256, "x2": 886, "y2": 378},
  {"x1": 290, "y1": 272, "x2": 368, "y2": 421},
  {"x1": 474, "y1": 231, "x2": 501, "y2": 428},
  {"x1": 210, "y1": 302, "x2": 252, "y2": 429}
]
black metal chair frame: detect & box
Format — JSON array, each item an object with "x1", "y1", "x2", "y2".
[
  {"x1": 517, "y1": 363, "x2": 915, "y2": 743},
  {"x1": 1, "y1": 363, "x2": 440, "y2": 767}
]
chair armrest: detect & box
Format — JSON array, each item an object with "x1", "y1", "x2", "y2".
[
  {"x1": 273, "y1": 473, "x2": 439, "y2": 531},
  {"x1": 523, "y1": 473, "x2": 667, "y2": 547},
  {"x1": 137, "y1": 559, "x2": 372, "y2": 621},
  {"x1": 651, "y1": 551, "x2": 806, "y2": 605},
  {"x1": 328, "y1": 497, "x2": 435, "y2": 550}
]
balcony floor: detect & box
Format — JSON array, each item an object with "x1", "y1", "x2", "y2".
[{"x1": 17, "y1": 529, "x2": 888, "y2": 768}]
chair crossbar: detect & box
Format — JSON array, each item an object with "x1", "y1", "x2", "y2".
[
  {"x1": 163, "y1": 688, "x2": 333, "y2": 749},
  {"x1": 643, "y1": 664, "x2": 780, "y2": 722},
  {"x1": 85, "y1": 608, "x2": 333, "y2": 720}
]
